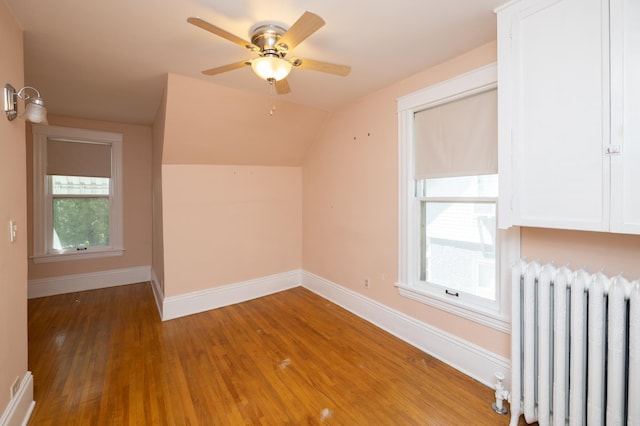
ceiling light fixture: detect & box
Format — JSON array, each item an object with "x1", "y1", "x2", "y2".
[
  {"x1": 3, "y1": 84, "x2": 48, "y2": 124},
  {"x1": 250, "y1": 56, "x2": 292, "y2": 82}
]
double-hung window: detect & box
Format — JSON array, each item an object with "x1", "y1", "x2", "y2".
[
  {"x1": 396, "y1": 64, "x2": 519, "y2": 332},
  {"x1": 32, "y1": 125, "x2": 123, "y2": 262}
]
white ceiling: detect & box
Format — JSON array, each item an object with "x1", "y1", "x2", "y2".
[{"x1": 4, "y1": 0, "x2": 504, "y2": 125}]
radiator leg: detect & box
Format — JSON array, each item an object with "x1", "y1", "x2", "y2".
[{"x1": 492, "y1": 372, "x2": 509, "y2": 415}]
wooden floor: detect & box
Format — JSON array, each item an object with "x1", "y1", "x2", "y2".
[{"x1": 28, "y1": 283, "x2": 517, "y2": 425}]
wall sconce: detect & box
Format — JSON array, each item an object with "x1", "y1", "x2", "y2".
[{"x1": 3, "y1": 84, "x2": 48, "y2": 124}]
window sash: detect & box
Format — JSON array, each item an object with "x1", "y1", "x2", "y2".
[
  {"x1": 51, "y1": 196, "x2": 111, "y2": 251},
  {"x1": 418, "y1": 198, "x2": 498, "y2": 306},
  {"x1": 46, "y1": 175, "x2": 114, "y2": 254}
]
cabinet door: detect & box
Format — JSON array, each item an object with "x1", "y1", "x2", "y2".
[
  {"x1": 501, "y1": 0, "x2": 609, "y2": 231},
  {"x1": 610, "y1": 0, "x2": 640, "y2": 234}
]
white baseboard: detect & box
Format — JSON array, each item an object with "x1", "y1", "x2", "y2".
[
  {"x1": 301, "y1": 271, "x2": 511, "y2": 389},
  {"x1": 150, "y1": 268, "x2": 164, "y2": 319},
  {"x1": 162, "y1": 270, "x2": 302, "y2": 321},
  {"x1": 0, "y1": 372, "x2": 35, "y2": 426},
  {"x1": 28, "y1": 266, "x2": 151, "y2": 299}
]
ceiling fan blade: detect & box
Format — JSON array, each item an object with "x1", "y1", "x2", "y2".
[
  {"x1": 277, "y1": 11, "x2": 325, "y2": 52},
  {"x1": 275, "y1": 79, "x2": 291, "y2": 94},
  {"x1": 292, "y1": 57, "x2": 351, "y2": 77},
  {"x1": 187, "y1": 17, "x2": 259, "y2": 51},
  {"x1": 202, "y1": 60, "x2": 251, "y2": 76}
]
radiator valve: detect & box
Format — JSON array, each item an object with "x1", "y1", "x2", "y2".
[{"x1": 492, "y1": 372, "x2": 509, "y2": 415}]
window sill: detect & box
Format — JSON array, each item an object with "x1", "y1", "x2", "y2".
[
  {"x1": 394, "y1": 282, "x2": 510, "y2": 333},
  {"x1": 31, "y1": 248, "x2": 124, "y2": 263}
]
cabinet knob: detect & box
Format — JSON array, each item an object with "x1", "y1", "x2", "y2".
[{"x1": 606, "y1": 145, "x2": 621, "y2": 154}]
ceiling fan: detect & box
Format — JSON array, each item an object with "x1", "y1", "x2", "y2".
[{"x1": 187, "y1": 11, "x2": 351, "y2": 94}]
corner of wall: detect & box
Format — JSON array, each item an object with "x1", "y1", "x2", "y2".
[{"x1": 0, "y1": 372, "x2": 35, "y2": 426}]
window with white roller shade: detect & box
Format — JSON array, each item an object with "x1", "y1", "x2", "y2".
[
  {"x1": 32, "y1": 125, "x2": 124, "y2": 262},
  {"x1": 396, "y1": 64, "x2": 519, "y2": 332}
]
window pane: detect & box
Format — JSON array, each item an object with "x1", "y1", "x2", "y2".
[
  {"x1": 421, "y1": 201, "x2": 496, "y2": 300},
  {"x1": 51, "y1": 175, "x2": 110, "y2": 195},
  {"x1": 52, "y1": 198, "x2": 110, "y2": 249},
  {"x1": 417, "y1": 174, "x2": 498, "y2": 198}
]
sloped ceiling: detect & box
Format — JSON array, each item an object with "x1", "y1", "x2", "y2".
[
  {"x1": 4, "y1": 0, "x2": 505, "y2": 125},
  {"x1": 162, "y1": 73, "x2": 329, "y2": 166}
]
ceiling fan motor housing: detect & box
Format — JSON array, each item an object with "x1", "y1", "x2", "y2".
[{"x1": 250, "y1": 24, "x2": 288, "y2": 57}]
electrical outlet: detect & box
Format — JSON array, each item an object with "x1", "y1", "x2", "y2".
[
  {"x1": 364, "y1": 278, "x2": 369, "y2": 289},
  {"x1": 10, "y1": 376, "x2": 19, "y2": 399}
]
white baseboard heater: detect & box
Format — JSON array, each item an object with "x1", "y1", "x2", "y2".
[{"x1": 510, "y1": 260, "x2": 640, "y2": 425}]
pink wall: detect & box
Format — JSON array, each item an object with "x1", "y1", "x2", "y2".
[
  {"x1": 521, "y1": 227, "x2": 640, "y2": 279},
  {"x1": 0, "y1": 1, "x2": 29, "y2": 413},
  {"x1": 303, "y1": 41, "x2": 513, "y2": 357},
  {"x1": 158, "y1": 74, "x2": 328, "y2": 297},
  {"x1": 162, "y1": 165, "x2": 301, "y2": 297},
  {"x1": 26, "y1": 115, "x2": 153, "y2": 279},
  {"x1": 302, "y1": 39, "x2": 640, "y2": 358}
]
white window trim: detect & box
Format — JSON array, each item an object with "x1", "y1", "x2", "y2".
[
  {"x1": 32, "y1": 125, "x2": 124, "y2": 263},
  {"x1": 395, "y1": 63, "x2": 519, "y2": 333}
]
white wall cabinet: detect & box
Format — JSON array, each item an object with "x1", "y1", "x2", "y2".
[{"x1": 497, "y1": 0, "x2": 640, "y2": 234}]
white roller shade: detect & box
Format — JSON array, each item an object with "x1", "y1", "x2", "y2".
[
  {"x1": 414, "y1": 88, "x2": 497, "y2": 179},
  {"x1": 47, "y1": 139, "x2": 112, "y2": 178}
]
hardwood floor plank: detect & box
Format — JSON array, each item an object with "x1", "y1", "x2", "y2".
[{"x1": 28, "y1": 283, "x2": 518, "y2": 425}]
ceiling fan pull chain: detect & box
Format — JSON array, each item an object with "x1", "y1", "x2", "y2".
[{"x1": 268, "y1": 79, "x2": 277, "y2": 116}]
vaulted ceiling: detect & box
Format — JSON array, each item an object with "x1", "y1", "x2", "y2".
[{"x1": 5, "y1": 0, "x2": 504, "y2": 125}]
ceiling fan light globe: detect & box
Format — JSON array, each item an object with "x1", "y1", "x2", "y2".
[{"x1": 251, "y1": 56, "x2": 292, "y2": 81}]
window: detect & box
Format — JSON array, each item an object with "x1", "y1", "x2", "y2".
[
  {"x1": 32, "y1": 125, "x2": 123, "y2": 262},
  {"x1": 396, "y1": 64, "x2": 519, "y2": 332}
]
